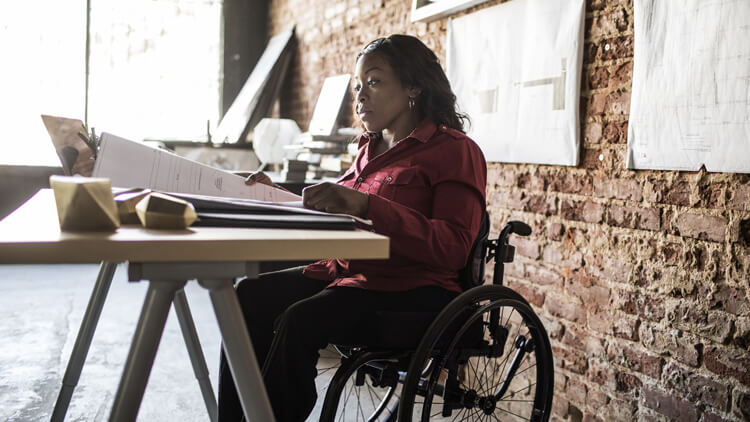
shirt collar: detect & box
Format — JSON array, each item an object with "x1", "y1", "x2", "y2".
[{"x1": 358, "y1": 119, "x2": 437, "y2": 147}]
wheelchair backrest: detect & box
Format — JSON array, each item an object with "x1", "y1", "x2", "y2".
[{"x1": 456, "y1": 211, "x2": 490, "y2": 291}]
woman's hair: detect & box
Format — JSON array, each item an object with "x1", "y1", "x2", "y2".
[{"x1": 357, "y1": 35, "x2": 469, "y2": 133}]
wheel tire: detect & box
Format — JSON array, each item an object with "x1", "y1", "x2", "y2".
[
  {"x1": 398, "y1": 285, "x2": 554, "y2": 422},
  {"x1": 318, "y1": 347, "x2": 403, "y2": 422}
]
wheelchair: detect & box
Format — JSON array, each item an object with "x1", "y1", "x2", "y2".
[{"x1": 315, "y1": 214, "x2": 555, "y2": 421}]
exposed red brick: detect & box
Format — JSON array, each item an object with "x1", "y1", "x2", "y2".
[
  {"x1": 642, "y1": 385, "x2": 699, "y2": 422},
  {"x1": 542, "y1": 244, "x2": 584, "y2": 269},
  {"x1": 710, "y1": 285, "x2": 750, "y2": 316},
  {"x1": 647, "y1": 179, "x2": 694, "y2": 206},
  {"x1": 588, "y1": 358, "x2": 615, "y2": 387},
  {"x1": 589, "y1": 8, "x2": 628, "y2": 38},
  {"x1": 593, "y1": 177, "x2": 643, "y2": 201},
  {"x1": 487, "y1": 165, "x2": 516, "y2": 188},
  {"x1": 608, "y1": 91, "x2": 630, "y2": 115},
  {"x1": 546, "y1": 295, "x2": 587, "y2": 324},
  {"x1": 582, "y1": 148, "x2": 607, "y2": 171},
  {"x1": 546, "y1": 172, "x2": 593, "y2": 195},
  {"x1": 613, "y1": 315, "x2": 640, "y2": 341},
  {"x1": 698, "y1": 182, "x2": 727, "y2": 209},
  {"x1": 554, "y1": 345, "x2": 587, "y2": 374},
  {"x1": 612, "y1": 61, "x2": 633, "y2": 87},
  {"x1": 662, "y1": 361, "x2": 729, "y2": 411},
  {"x1": 525, "y1": 194, "x2": 557, "y2": 216},
  {"x1": 616, "y1": 291, "x2": 665, "y2": 322},
  {"x1": 729, "y1": 184, "x2": 750, "y2": 211},
  {"x1": 587, "y1": 66, "x2": 610, "y2": 90},
  {"x1": 506, "y1": 279, "x2": 544, "y2": 307},
  {"x1": 639, "y1": 324, "x2": 701, "y2": 367},
  {"x1": 704, "y1": 346, "x2": 750, "y2": 386},
  {"x1": 668, "y1": 303, "x2": 734, "y2": 344},
  {"x1": 602, "y1": 396, "x2": 637, "y2": 421},
  {"x1": 591, "y1": 35, "x2": 634, "y2": 62},
  {"x1": 673, "y1": 213, "x2": 727, "y2": 242},
  {"x1": 561, "y1": 199, "x2": 604, "y2": 223},
  {"x1": 607, "y1": 205, "x2": 660, "y2": 231},
  {"x1": 702, "y1": 410, "x2": 733, "y2": 422},
  {"x1": 614, "y1": 371, "x2": 641, "y2": 393},
  {"x1": 547, "y1": 222, "x2": 565, "y2": 241},
  {"x1": 607, "y1": 341, "x2": 663, "y2": 379},
  {"x1": 503, "y1": 261, "x2": 524, "y2": 279},
  {"x1": 525, "y1": 263, "x2": 563, "y2": 286},
  {"x1": 588, "y1": 310, "x2": 613, "y2": 335},
  {"x1": 509, "y1": 236, "x2": 541, "y2": 259},
  {"x1": 516, "y1": 172, "x2": 546, "y2": 191},
  {"x1": 551, "y1": 395, "x2": 569, "y2": 420},
  {"x1": 567, "y1": 375, "x2": 587, "y2": 405},
  {"x1": 602, "y1": 120, "x2": 628, "y2": 144},
  {"x1": 493, "y1": 190, "x2": 525, "y2": 211},
  {"x1": 585, "y1": 121, "x2": 603, "y2": 144}
]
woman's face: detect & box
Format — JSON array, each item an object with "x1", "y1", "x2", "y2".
[{"x1": 352, "y1": 52, "x2": 414, "y2": 134}]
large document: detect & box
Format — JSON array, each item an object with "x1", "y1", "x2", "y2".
[
  {"x1": 628, "y1": 0, "x2": 750, "y2": 173},
  {"x1": 447, "y1": 0, "x2": 585, "y2": 165},
  {"x1": 93, "y1": 133, "x2": 301, "y2": 202}
]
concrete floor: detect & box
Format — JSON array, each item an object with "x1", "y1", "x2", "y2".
[{"x1": 0, "y1": 264, "x2": 335, "y2": 421}]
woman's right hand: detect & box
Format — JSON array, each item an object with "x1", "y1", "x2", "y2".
[{"x1": 239, "y1": 171, "x2": 275, "y2": 187}]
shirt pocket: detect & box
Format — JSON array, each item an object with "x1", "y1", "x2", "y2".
[{"x1": 377, "y1": 167, "x2": 430, "y2": 210}]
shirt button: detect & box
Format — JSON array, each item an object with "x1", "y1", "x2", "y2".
[
  {"x1": 386, "y1": 176, "x2": 393, "y2": 182},
  {"x1": 440, "y1": 125, "x2": 447, "y2": 131},
  {"x1": 357, "y1": 176, "x2": 363, "y2": 182}
]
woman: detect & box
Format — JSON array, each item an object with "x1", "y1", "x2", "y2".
[{"x1": 219, "y1": 34, "x2": 487, "y2": 422}]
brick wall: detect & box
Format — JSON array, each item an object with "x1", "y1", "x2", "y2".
[{"x1": 267, "y1": 0, "x2": 750, "y2": 420}]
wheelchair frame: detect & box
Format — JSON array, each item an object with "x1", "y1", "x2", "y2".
[{"x1": 318, "y1": 215, "x2": 555, "y2": 422}]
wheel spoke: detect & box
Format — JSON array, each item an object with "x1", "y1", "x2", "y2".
[{"x1": 500, "y1": 382, "x2": 537, "y2": 401}]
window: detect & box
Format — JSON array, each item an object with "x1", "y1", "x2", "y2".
[{"x1": 0, "y1": 0, "x2": 222, "y2": 166}]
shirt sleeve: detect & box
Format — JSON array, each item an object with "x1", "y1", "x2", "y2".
[{"x1": 365, "y1": 140, "x2": 487, "y2": 271}]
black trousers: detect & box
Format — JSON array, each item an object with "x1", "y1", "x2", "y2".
[{"x1": 217, "y1": 266, "x2": 458, "y2": 422}]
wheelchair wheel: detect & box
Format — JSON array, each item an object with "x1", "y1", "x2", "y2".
[
  {"x1": 398, "y1": 285, "x2": 554, "y2": 421},
  {"x1": 317, "y1": 347, "x2": 403, "y2": 422}
]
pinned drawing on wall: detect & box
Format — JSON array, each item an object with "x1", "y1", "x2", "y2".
[
  {"x1": 410, "y1": 0, "x2": 493, "y2": 23},
  {"x1": 627, "y1": 0, "x2": 750, "y2": 173},
  {"x1": 447, "y1": 0, "x2": 585, "y2": 165}
]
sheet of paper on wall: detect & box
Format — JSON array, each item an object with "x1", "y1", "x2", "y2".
[
  {"x1": 447, "y1": 0, "x2": 584, "y2": 165},
  {"x1": 92, "y1": 133, "x2": 301, "y2": 202},
  {"x1": 212, "y1": 25, "x2": 295, "y2": 144},
  {"x1": 308, "y1": 74, "x2": 351, "y2": 136},
  {"x1": 627, "y1": 0, "x2": 750, "y2": 173}
]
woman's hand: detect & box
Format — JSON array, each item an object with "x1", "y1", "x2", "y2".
[
  {"x1": 238, "y1": 171, "x2": 275, "y2": 187},
  {"x1": 302, "y1": 182, "x2": 369, "y2": 217}
]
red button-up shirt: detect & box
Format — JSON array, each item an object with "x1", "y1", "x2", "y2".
[{"x1": 303, "y1": 119, "x2": 487, "y2": 293}]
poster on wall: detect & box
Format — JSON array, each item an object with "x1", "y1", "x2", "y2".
[
  {"x1": 627, "y1": 0, "x2": 750, "y2": 173},
  {"x1": 447, "y1": 0, "x2": 585, "y2": 165}
]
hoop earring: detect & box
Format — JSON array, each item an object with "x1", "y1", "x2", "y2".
[{"x1": 408, "y1": 97, "x2": 415, "y2": 110}]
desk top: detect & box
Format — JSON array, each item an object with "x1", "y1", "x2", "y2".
[{"x1": 0, "y1": 190, "x2": 389, "y2": 264}]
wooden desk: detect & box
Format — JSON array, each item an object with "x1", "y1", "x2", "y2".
[{"x1": 0, "y1": 190, "x2": 389, "y2": 421}]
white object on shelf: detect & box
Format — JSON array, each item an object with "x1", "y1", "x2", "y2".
[{"x1": 252, "y1": 118, "x2": 301, "y2": 165}]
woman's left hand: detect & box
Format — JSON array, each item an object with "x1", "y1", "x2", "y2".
[{"x1": 302, "y1": 182, "x2": 369, "y2": 217}]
